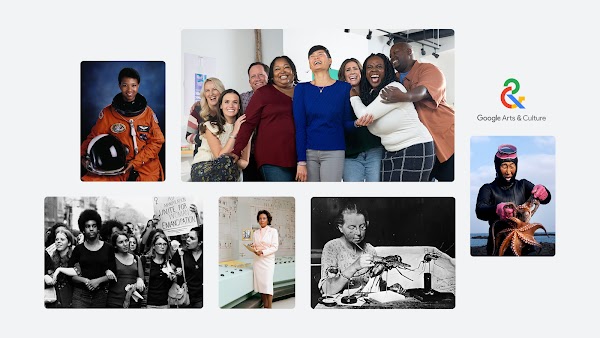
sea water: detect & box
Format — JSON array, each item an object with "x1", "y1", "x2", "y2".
[{"x1": 470, "y1": 233, "x2": 555, "y2": 247}]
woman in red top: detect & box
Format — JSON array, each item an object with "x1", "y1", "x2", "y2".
[{"x1": 230, "y1": 56, "x2": 299, "y2": 181}]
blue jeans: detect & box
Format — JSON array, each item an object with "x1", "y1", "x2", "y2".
[
  {"x1": 343, "y1": 147, "x2": 383, "y2": 182},
  {"x1": 71, "y1": 286, "x2": 108, "y2": 308},
  {"x1": 259, "y1": 165, "x2": 295, "y2": 182}
]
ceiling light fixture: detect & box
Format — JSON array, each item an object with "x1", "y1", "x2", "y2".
[{"x1": 432, "y1": 29, "x2": 441, "y2": 58}]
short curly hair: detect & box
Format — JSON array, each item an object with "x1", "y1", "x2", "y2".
[
  {"x1": 77, "y1": 209, "x2": 102, "y2": 233},
  {"x1": 256, "y1": 210, "x2": 272, "y2": 225}
]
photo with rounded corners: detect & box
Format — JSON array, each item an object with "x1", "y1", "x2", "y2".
[
  {"x1": 80, "y1": 61, "x2": 166, "y2": 182},
  {"x1": 311, "y1": 197, "x2": 455, "y2": 309},
  {"x1": 181, "y1": 29, "x2": 454, "y2": 182},
  {"x1": 471, "y1": 136, "x2": 556, "y2": 256},
  {"x1": 219, "y1": 196, "x2": 295, "y2": 309},
  {"x1": 44, "y1": 196, "x2": 202, "y2": 308}
]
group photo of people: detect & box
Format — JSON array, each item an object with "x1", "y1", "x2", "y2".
[
  {"x1": 80, "y1": 62, "x2": 166, "y2": 182},
  {"x1": 181, "y1": 29, "x2": 455, "y2": 182},
  {"x1": 44, "y1": 196, "x2": 203, "y2": 308}
]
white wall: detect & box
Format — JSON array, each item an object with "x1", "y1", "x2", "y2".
[
  {"x1": 182, "y1": 29, "x2": 284, "y2": 96},
  {"x1": 181, "y1": 29, "x2": 284, "y2": 146},
  {"x1": 181, "y1": 28, "x2": 455, "y2": 103},
  {"x1": 181, "y1": 29, "x2": 455, "y2": 144},
  {"x1": 281, "y1": 29, "x2": 454, "y2": 104},
  {"x1": 219, "y1": 197, "x2": 295, "y2": 262},
  {"x1": 261, "y1": 29, "x2": 284, "y2": 69},
  {"x1": 283, "y1": 29, "x2": 370, "y2": 81}
]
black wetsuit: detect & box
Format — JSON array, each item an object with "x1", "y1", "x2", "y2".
[{"x1": 475, "y1": 177, "x2": 551, "y2": 255}]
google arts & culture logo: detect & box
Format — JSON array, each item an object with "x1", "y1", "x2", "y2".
[{"x1": 500, "y1": 78, "x2": 525, "y2": 109}]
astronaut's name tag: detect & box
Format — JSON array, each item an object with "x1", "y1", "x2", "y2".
[{"x1": 111, "y1": 123, "x2": 127, "y2": 133}]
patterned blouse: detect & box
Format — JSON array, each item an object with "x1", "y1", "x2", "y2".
[{"x1": 318, "y1": 237, "x2": 377, "y2": 293}]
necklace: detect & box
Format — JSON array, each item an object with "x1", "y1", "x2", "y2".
[{"x1": 318, "y1": 86, "x2": 325, "y2": 93}]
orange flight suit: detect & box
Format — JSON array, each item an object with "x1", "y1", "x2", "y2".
[{"x1": 81, "y1": 104, "x2": 164, "y2": 181}]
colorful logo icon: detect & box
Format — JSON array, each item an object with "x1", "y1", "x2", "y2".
[{"x1": 501, "y1": 78, "x2": 525, "y2": 109}]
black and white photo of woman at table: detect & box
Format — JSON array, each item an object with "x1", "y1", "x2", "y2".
[{"x1": 311, "y1": 197, "x2": 456, "y2": 309}]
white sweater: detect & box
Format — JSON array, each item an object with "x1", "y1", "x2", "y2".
[{"x1": 350, "y1": 81, "x2": 432, "y2": 152}]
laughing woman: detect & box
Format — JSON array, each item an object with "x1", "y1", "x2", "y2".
[
  {"x1": 338, "y1": 58, "x2": 383, "y2": 182},
  {"x1": 190, "y1": 89, "x2": 251, "y2": 181},
  {"x1": 186, "y1": 77, "x2": 225, "y2": 156},
  {"x1": 231, "y1": 56, "x2": 299, "y2": 181},
  {"x1": 293, "y1": 45, "x2": 355, "y2": 182},
  {"x1": 350, "y1": 53, "x2": 434, "y2": 181}
]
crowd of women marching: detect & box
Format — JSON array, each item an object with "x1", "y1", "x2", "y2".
[{"x1": 44, "y1": 207, "x2": 203, "y2": 308}]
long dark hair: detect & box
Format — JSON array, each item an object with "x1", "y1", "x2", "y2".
[
  {"x1": 338, "y1": 58, "x2": 362, "y2": 82},
  {"x1": 200, "y1": 89, "x2": 243, "y2": 136},
  {"x1": 359, "y1": 53, "x2": 396, "y2": 106}
]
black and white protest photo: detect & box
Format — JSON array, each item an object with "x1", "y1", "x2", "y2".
[{"x1": 44, "y1": 196, "x2": 203, "y2": 309}]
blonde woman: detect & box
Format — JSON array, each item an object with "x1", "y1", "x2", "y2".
[
  {"x1": 44, "y1": 227, "x2": 77, "y2": 308},
  {"x1": 186, "y1": 77, "x2": 225, "y2": 155}
]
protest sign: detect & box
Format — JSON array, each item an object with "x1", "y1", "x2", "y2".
[{"x1": 153, "y1": 197, "x2": 197, "y2": 237}]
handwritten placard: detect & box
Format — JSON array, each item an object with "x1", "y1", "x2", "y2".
[{"x1": 153, "y1": 197, "x2": 197, "y2": 237}]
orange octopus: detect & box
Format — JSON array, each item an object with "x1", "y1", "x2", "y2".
[{"x1": 492, "y1": 196, "x2": 548, "y2": 256}]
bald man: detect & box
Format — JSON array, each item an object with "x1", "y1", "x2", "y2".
[{"x1": 381, "y1": 42, "x2": 455, "y2": 182}]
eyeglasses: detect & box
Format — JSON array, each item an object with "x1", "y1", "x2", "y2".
[{"x1": 347, "y1": 224, "x2": 367, "y2": 231}]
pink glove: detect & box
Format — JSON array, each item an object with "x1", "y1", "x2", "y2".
[
  {"x1": 532, "y1": 185, "x2": 548, "y2": 201},
  {"x1": 496, "y1": 203, "x2": 515, "y2": 220}
]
